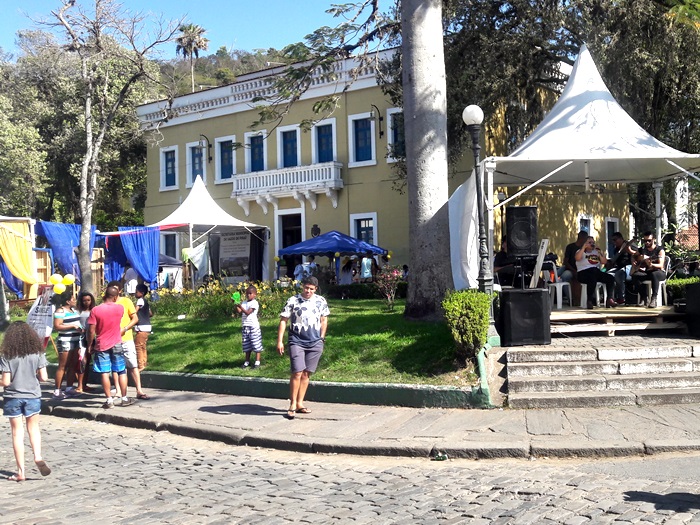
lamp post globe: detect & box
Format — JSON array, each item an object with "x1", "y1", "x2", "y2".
[{"x1": 462, "y1": 104, "x2": 484, "y2": 127}]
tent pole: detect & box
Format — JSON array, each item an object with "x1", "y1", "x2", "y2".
[
  {"x1": 653, "y1": 181, "x2": 663, "y2": 243},
  {"x1": 495, "y1": 161, "x2": 573, "y2": 208},
  {"x1": 485, "y1": 159, "x2": 496, "y2": 268},
  {"x1": 189, "y1": 223, "x2": 195, "y2": 291}
]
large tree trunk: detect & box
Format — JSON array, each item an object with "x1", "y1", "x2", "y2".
[{"x1": 402, "y1": 0, "x2": 453, "y2": 320}]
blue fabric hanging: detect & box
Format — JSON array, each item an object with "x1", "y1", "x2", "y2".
[
  {"x1": 0, "y1": 256, "x2": 24, "y2": 298},
  {"x1": 103, "y1": 235, "x2": 128, "y2": 284},
  {"x1": 118, "y1": 226, "x2": 160, "y2": 289},
  {"x1": 36, "y1": 221, "x2": 96, "y2": 285}
]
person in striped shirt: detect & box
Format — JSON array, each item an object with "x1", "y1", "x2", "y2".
[{"x1": 52, "y1": 290, "x2": 83, "y2": 398}]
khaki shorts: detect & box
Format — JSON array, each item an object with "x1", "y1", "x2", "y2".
[{"x1": 122, "y1": 339, "x2": 138, "y2": 369}]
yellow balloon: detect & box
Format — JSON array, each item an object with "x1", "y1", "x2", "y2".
[
  {"x1": 274, "y1": 256, "x2": 280, "y2": 262},
  {"x1": 49, "y1": 273, "x2": 62, "y2": 285},
  {"x1": 62, "y1": 274, "x2": 75, "y2": 285},
  {"x1": 334, "y1": 252, "x2": 340, "y2": 257},
  {"x1": 53, "y1": 283, "x2": 66, "y2": 294}
]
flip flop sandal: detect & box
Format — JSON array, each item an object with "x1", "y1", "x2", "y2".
[
  {"x1": 35, "y1": 460, "x2": 51, "y2": 477},
  {"x1": 136, "y1": 393, "x2": 150, "y2": 400},
  {"x1": 286, "y1": 409, "x2": 296, "y2": 419},
  {"x1": 7, "y1": 474, "x2": 25, "y2": 482},
  {"x1": 296, "y1": 407, "x2": 312, "y2": 414}
]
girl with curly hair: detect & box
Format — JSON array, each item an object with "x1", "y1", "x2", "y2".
[{"x1": 0, "y1": 321, "x2": 51, "y2": 481}]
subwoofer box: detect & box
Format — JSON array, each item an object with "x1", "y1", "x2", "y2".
[{"x1": 499, "y1": 288, "x2": 551, "y2": 346}]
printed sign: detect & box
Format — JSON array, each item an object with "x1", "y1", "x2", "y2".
[
  {"x1": 220, "y1": 232, "x2": 250, "y2": 277},
  {"x1": 27, "y1": 285, "x2": 54, "y2": 348}
]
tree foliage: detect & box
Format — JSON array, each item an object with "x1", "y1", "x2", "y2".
[
  {"x1": 175, "y1": 23, "x2": 209, "y2": 93},
  {"x1": 45, "y1": 0, "x2": 182, "y2": 292}
]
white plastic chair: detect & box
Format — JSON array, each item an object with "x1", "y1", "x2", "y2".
[
  {"x1": 640, "y1": 257, "x2": 670, "y2": 306},
  {"x1": 580, "y1": 281, "x2": 607, "y2": 308},
  {"x1": 543, "y1": 261, "x2": 572, "y2": 310}
]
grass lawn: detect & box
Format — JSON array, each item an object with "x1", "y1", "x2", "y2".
[{"x1": 10, "y1": 299, "x2": 476, "y2": 387}]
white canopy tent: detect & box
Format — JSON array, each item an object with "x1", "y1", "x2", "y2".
[
  {"x1": 148, "y1": 177, "x2": 269, "y2": 281},
  {"x1": 451, "y1": 44, "x2": 700, "y2": 290}
]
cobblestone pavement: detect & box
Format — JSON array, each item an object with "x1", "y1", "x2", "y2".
[{"x1": 1, "y1": 418, "x2": 700, "y2": 524}]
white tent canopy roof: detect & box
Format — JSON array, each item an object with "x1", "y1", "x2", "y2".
[
  {"x1": 148, "y1": 176, "x2": 264, "y2": 234},
  {"x1": 489, "y1": 44, "x2": 700, "y2": 186}
]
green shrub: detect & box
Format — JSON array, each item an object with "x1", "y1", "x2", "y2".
[
  {"x1": 151, "y1": 280, "x2": 296, "y2": 319},
  {"x1": 442, "y1": 289, "x2": 490, "y2": 367},
  {"x1": 325, "y1": 281, "x2": 408, "y2": 300},
  {"x1": 667, "y1": 276, "x2": 700, "y2": 302}
]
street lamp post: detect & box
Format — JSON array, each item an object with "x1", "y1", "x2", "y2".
[{"x1": 462, "y1": 105, "x2": 494, "y2": 311}]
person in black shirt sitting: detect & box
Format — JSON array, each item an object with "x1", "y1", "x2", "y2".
[
  {"x1": 494, "y1": 238, "x2": 517, "y2": 287},
  {"x1": 631, "y1": 231, "x2": 666, "y2": 308}
]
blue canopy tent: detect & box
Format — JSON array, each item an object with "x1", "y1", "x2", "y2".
[{"x1": 278, "y1": 230, "x2": 388, "y2": 279}]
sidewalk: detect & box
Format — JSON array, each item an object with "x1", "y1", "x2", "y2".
[{"x1": 43, "y1": 384, "x2": 700, "y2": 460}]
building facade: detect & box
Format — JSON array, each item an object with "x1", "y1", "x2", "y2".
[{"x1": 137, "y1": 52, "x2": 629, "y2": 281}]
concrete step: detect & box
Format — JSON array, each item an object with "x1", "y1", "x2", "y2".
[
  {"x1": 606, "y1": 372, "x2": 700, "y2": 390},
  {"x1": 597, "y1": 345, "x2": 694, "y2": 361},
  {"x1": 619, "y1": 358, "x2": 697, "y2": 375},
  {"x1": 634, "y1": 388, "x2": 700, "y2": 406},
  {"x1": 508, "y1": 390, "x2": 637, "y2": 409},
  {"x1": 507, "y1": 347, "x2": 598, "y2": 363},
  {"x1": 509, "y1": 358, "x2": 700, "y2": 377},
  {"x1": 508, "y1": 361, "x2": 619, "y2": 378},
  {"x1": 508, "y1": 375, "x2": 607, "y2": 393}
]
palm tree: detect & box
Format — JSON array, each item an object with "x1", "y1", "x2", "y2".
[{"x1": 176, "y1": 24, "x2": 209, "y2": 93}]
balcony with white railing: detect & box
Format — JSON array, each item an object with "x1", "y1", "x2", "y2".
[{"x1": 231, "y1": 161, "x2": 343, "y2": 216}]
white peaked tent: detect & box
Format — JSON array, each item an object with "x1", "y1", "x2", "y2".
[
  {"x1": 450, "y1": 44, "x2": 700, "y2": 290},
  {"x1": 149, "y1": 176, "x2": 268, "y2": 280}
]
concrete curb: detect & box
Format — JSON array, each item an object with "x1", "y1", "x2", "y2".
[
  {"x1": 44, "y1": 401, "x2": 700, "y2": 461},
  {"x1": 48, "y1": 364, "x2": 484, "y2": 409}
]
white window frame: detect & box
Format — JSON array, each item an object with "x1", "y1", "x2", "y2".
[
  {"x1": 160, "y1": 232, "x2": 180, "y2": 259},
  {"x1": 159, "y1": 145, "x2": 179, "y2": 192},
  {"x1": 386, "y1": 107, "x2": 403, "y2": 163},
  {"x1": 605, "y1": 216, "x2": 620, "y2": 257},
  {"x1": 245, "y1": 130, "x2": 267, "y2": 173},
  {"x1": 347, "y1": 112, "x2": 376, "y2": 168},
  {"x1": 311, "y1": 118, "x2": 337, "y2": 164},
  {"x1": 350, "y1": 212, "x2": 378, "y2": 246},
  {"x1": 274, "y1": 206, "x2": 306, "y2": 255},
  {"x1": 215, "y1": 134, "x2": 236, "y2": 184},
  {"x1": 185, "y1": 140, "x2": 207, "y2": 188},
  {"x1": 577, "y1": 212, "x2": 594, "y2": 237},
  {"x1": 276, "y1": 124, "x2": 302, "y2": 169}
]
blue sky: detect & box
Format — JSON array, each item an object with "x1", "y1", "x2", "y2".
[{"x1": 1, "y1": 1, "x2": 340, "y2": 59}]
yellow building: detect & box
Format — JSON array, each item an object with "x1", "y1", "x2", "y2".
[{"x1": 137, "y1": 51, "x2": 630, "y2": 280}]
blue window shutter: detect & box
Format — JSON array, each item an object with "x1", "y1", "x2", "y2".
[
  {"x1": 250, "y1": 136, "x2": 264, "y2": 172},
  {"x1": 191, "y1": 146, "x2": 203, "y2": 183},
  {"x1": 220, "y1": 140, "x2": 233, "y2": 179},
  {"x1": 354, "y1": 118, "x2": 371, "y2": 162},
  {"x1": 282, "y1": 130, "x2": 298, "y2": 167},
  {"x1": 165, "y1": 150, "x2": 176, "y2": 187},
  {"x1": 392, "y1": 113, "x2": 405, "y2": 157},
  {"x1": 317, "y1": 124, "x2": 333, "y2": 162}
]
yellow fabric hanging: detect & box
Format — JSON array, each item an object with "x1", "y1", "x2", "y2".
[{"x1": 0, "y1": 221, "x2": 38, "y2": 284}]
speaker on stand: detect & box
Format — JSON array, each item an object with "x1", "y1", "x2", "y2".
[{"x1": 506, "y1": 206, "x2": 538, "y2": 257}]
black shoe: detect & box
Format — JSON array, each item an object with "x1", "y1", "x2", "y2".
[{"x1": 586, "y1": 300, "x2": 594, "y2": 310}]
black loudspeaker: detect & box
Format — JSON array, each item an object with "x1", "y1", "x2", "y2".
[
  {"x1": 685, "y1": 283, "x2": 700, "y2": 337},
  {"x1": 499, "y1": 289, "x2": 551, "y2": 346},
  {"x1": 506, "y1": 206, "x2": 538, "y2": 257}
]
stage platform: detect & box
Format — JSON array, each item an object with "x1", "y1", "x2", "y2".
[{"x1": 549, "y1": 305, "x2": 686, "y2": 336}]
